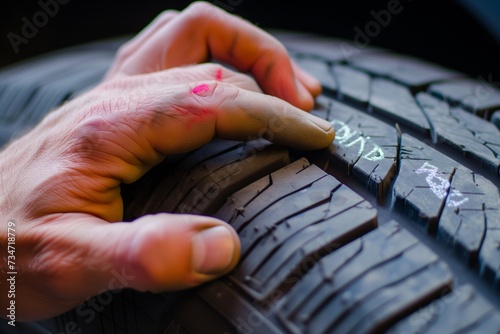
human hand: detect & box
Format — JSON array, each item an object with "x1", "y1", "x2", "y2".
[{"x1": 0, "y1": 1, "x2": 334, "y2": 321}]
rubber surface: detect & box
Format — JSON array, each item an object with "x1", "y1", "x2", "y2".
[{"x1": 1, "y1": 31, "x2": 500, "y2": 333}]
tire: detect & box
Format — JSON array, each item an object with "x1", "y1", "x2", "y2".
[{"x1": 1, "y1": 31, "x2": 500, "y2": 334}]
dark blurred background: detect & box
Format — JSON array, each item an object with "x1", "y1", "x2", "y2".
[{"x1": 1, "y1": 0, "x2": 499, "y2": 81}]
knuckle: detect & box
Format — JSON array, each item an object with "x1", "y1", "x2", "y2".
[
  {"x1": 186, "y1": 1, "x2": 217, "y2": 16},
  {"x1": 115, "y1": 43, "x2": 131, "y2": 61},
  {"x1": 127, "y1": 223, "x2": 161, "y2": 284},
  {"x1": 69, "y1": 116, "x2": 113, "y2": 157},
  {"x1": 204, "y1": 62, "x2": 225, "y2": 72},
  {"x1": 184, "y1": 1, "x2": 226, "y2": 24},
  {"x1": 126, "y1": 216, "x2": 191, "y2": 288},
  {"x1": 201, "y1": 63, "x2": 227, "y2": 77},
  {"x1": 189, "y1": 79, "x2": 219, "y2": 97},
  {"x1": 188, "y1": 80, "x2": 240, "y2": 108},
  {"x1": 157, "y1": 9, "x2": 178, "y2": 21}
]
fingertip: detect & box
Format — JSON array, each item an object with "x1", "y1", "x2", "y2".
[
  {"x1": 295, "y1": 80, "x2": 316, "y2": 111},
  {"x1": 290, "y1": 113, "x2": 335, "y2": 150},
  {"x1": 323, "y1": 123, "x2": 336, "y2": 147},
  {"x1": 309, "y1": 129, "x2": 335, "y2": 151},
  {"x1": 296, "y1": 67, "x2": 322, "y2": 97},
  {"x1": 310, "y1": 114, "x2": 334, "y2": 133}
]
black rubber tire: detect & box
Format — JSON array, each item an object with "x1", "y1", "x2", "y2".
[{"x1": 1, "y1": 31, "x2": 500, "y2": 334}]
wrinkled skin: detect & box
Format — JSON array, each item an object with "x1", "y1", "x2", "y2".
[{"x1": 0, "y1": 1, "x2": 334, "y2": 321}]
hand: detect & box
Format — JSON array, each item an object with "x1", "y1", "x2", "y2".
[{"x1": 0, "y1": 1, "x2": 334, "y2": 321}]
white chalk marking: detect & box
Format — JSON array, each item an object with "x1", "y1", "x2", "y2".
[{"x1": 415, "y1": 162, "x2": 469, "y2": 207}]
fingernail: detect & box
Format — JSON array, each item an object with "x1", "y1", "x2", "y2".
[
  {"x1": 192, "y1": 226, "x2": 235, "y2": 275},
  {"x1": 310, "y1": 114, "x2": 333, "y2": 132}
]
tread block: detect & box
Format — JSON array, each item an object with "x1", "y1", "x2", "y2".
[
  {"x1": 20, "y1": 60, "x2": 110, "y2": 126},
  {"x1": 197, "y1": 281, "x2": 284, "y2": 334},
  {"x1": 130, "y1": 139, "x2": 290, "y2": 217},
  {"x1": 123, "y1": 139, "x2": 243, "y2": 220},
  {"x1": 0, "y1": 51, "x2": 104, "y2": 88},
  {"x1": 491, "y1": 110, "x2": 500, "y2": 129},
  {"x1": 293, "y1": 56, "x2": 337, "y2": 93},
  {"x1": 395, "y1": 135, "x2": 500, "y2": 288},
  {"x1": 320, "y1": 98, "x2": 399, "y2": 201},
  {"x1": 417, "y1": 92, "x2": 500, "y2": 176},
  {"x1": 479, "y1": 229, "x2": 500, "y2": 290},
  {"x1": 216, "y1": 158, "x2": 325, "y2": 229},
  {"x1": 387, "y1": 284, "x2": 500, "y2": 334},
  {"x1": 370, "y1": 78, "x2": 430, "y2": 133},
  {"x1": 438, "y1": 168, "x2": 499, "y2": 266},
  {"x1": 394, "y1": 134, "x2": 460, "y2": 230},
  {"x1": 176, "y1": 145, "x2": 289, "y2": 215},
  {"x1": 349, "y1": 52, "x2": 461, "y2": 89},
  {"x1": 0, "y1": 54, "x2": 111, "y2": 120},
  {"x1": 168, "y1": 290, "x2": 237, "y2": 334},
  {"x1": 277, "y1": 221, "x2": 453, "y2": 334},
  {"x1": 1, "y1": 81, "x2": 42, "y2": 123},
  {"x1": 274, "y1": 32, "x2": 382, "y2": 62},
  {"x1": 236, "y1": 176, "x2": 343, "y2": 257},
  {"x1": 332, "y1": 64, "x2": 371, "y2": 106},
  {"x1": 216, "y1": 159, "x2": 377, "y2": 300},
  {"x1": 428, "y1": 78, "x2": 500, "y2": 117},
  {"x1": 0, "y1": 52, "x2": 113, "y2": 146}
]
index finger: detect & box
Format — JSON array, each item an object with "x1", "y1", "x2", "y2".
[
  {"x1": 144, "y1": 81, "x2": 335, "y2": 155},
  {"x1": 108, "y1": 1, "x2": 320, "y2": 110}
]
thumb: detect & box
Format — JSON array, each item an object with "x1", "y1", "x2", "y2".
[
  {"x1": 118, "y1": 213, "x2": 240, "y2": 292},
  {"x1": 36, "y1": 212, "x2": 240, "y2": 307},
  {"x1": 108, "y1": 213, "x2": 240, "y2": 292}
]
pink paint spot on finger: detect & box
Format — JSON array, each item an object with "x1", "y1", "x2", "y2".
[
  {"x1": 215, "y1": 69, "x2": 223, "y2": 81},
  {"x1": 191, "y1": 84, "x2": 210, "y2": 95}
]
